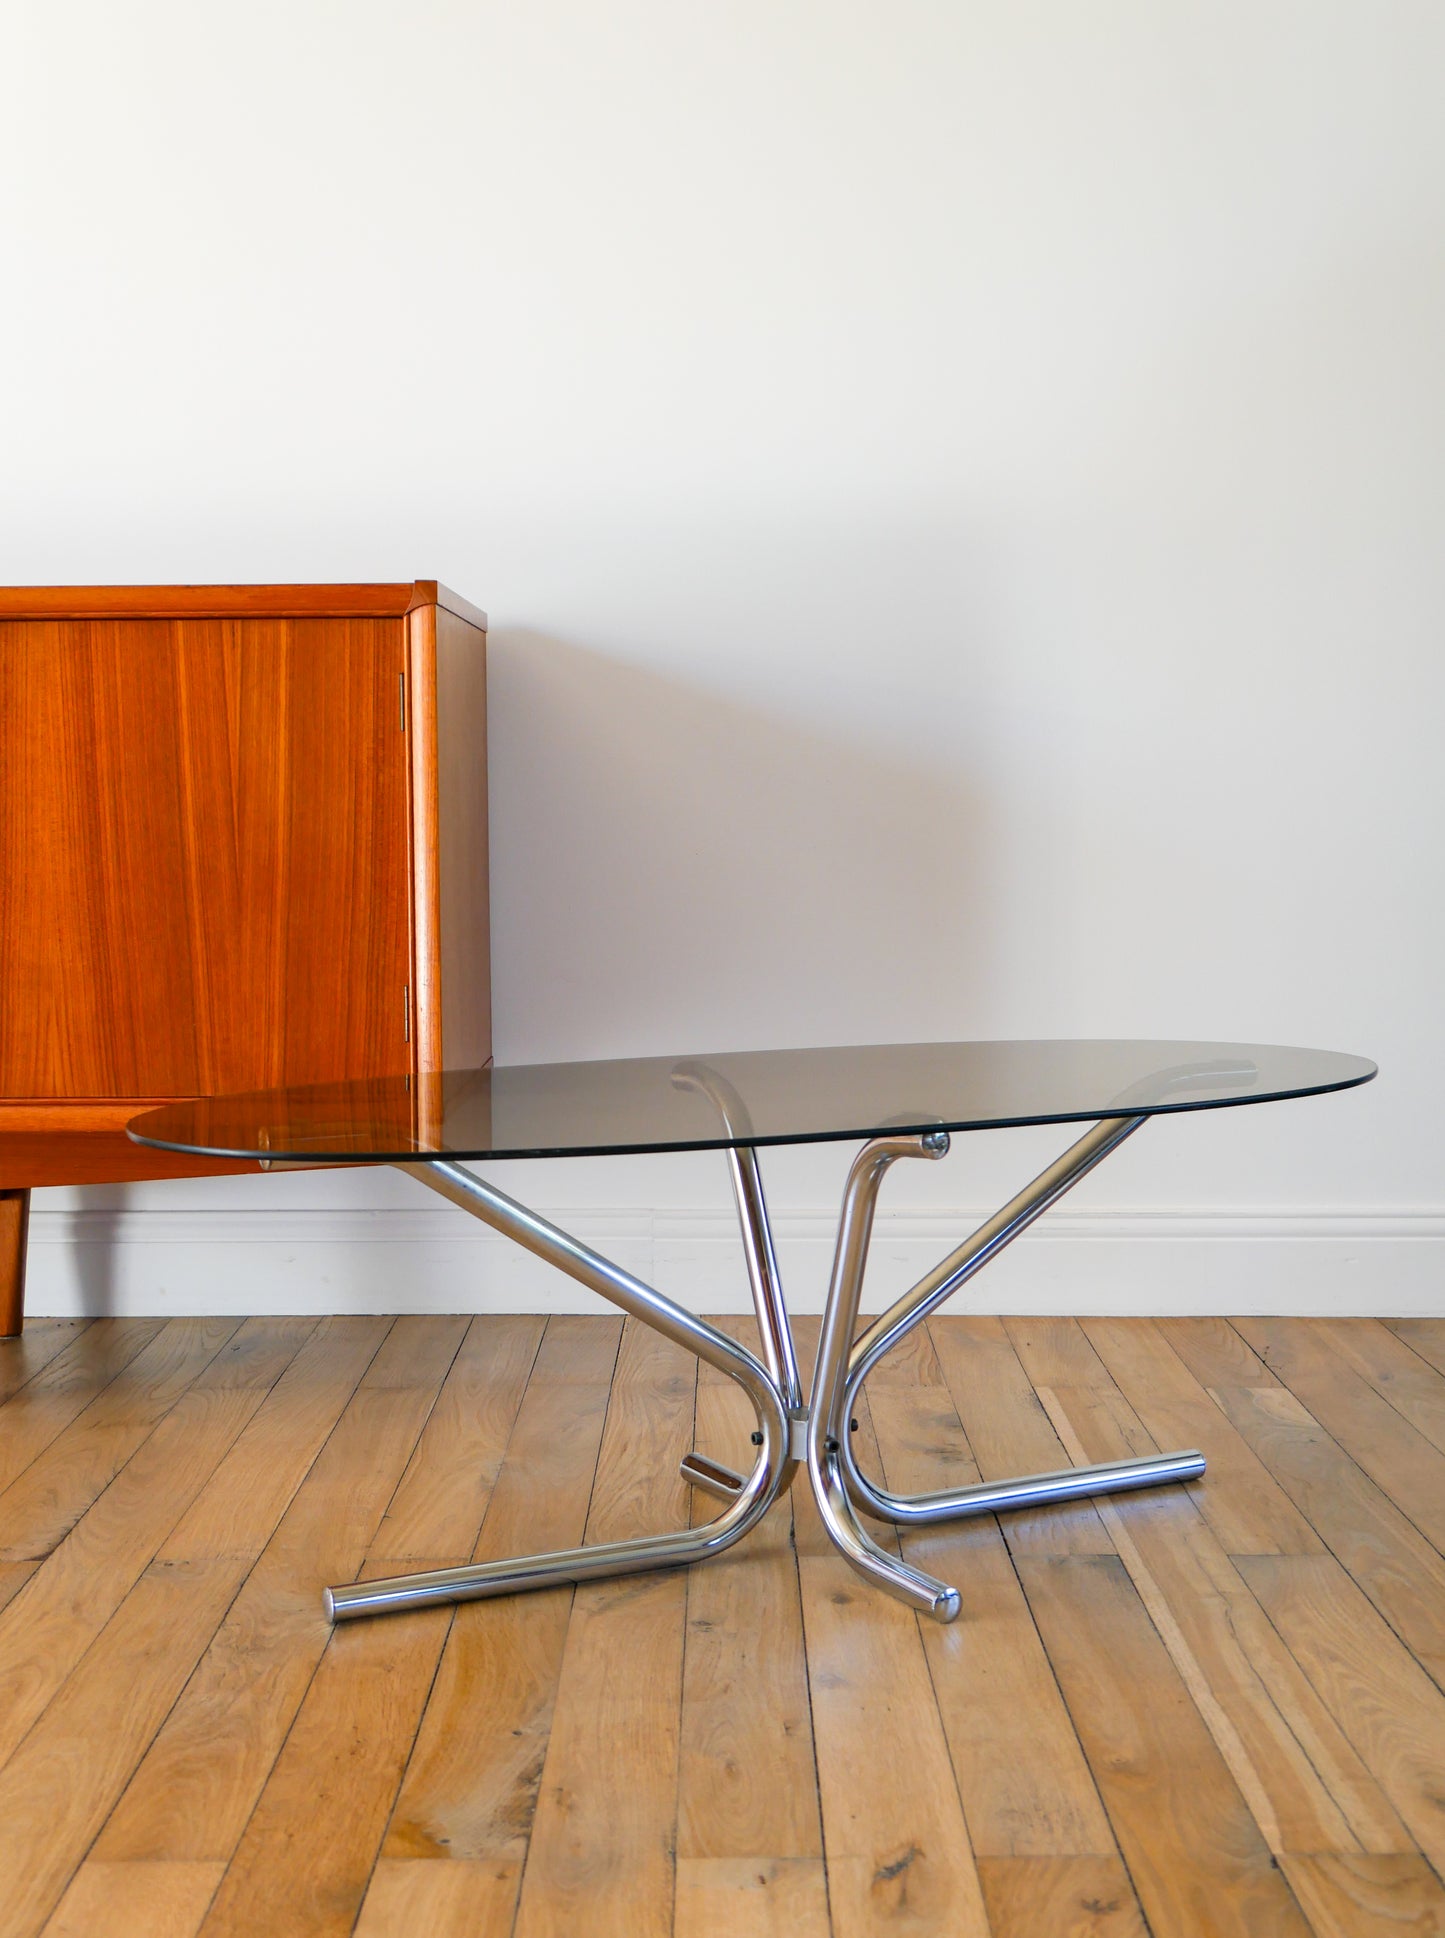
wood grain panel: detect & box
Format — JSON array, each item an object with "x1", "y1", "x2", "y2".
[
  {"x1": 0, "y1": 615, "x2": 412, "y2": 1098},
  {"x1": 0, "y1": 1132, "x2": 263, "y2": 1188}
]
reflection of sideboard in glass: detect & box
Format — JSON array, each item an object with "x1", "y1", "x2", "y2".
[{"x1": 0, "y1": 580, "x2": 492, "y2": 1333}]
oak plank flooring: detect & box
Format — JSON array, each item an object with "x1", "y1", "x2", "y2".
[
  {"x1": 6, "y1": 1312, "x2": 1444, "y2": 1937},
  {"x1": 1384, "y1": 1318, "x2": 1445, "y2": 1381},
  {"x1": 796, "y1": 1372, "x2": 991, "y2": 1937},
  {"x1": 44, "y1": 1862, "x2": 224, "y2": 1938},
  {"x1": 510, "y1": 1318, "x2": 699, "y2": 1938},
  {"x1": 1236, "y1": 1316, "x2": 1445, "y2": 1552},
  {"x1": 674, "y1": 1858, "x2": 832, "y2": 1937},
  {"x1": 86, "y1": 1315, "x2": 404, "y2": 1866},
  {"x1": 0, "y1": 1557, "x2": 38, "y2": 1616},
  {"x1": 0, "y1": 1316, "x2": 165, "y2": 1495},
  {"x1": 1077, "y1": 1314, "x2": 1327, "y2": 1556},
  {"x1": 1040, "y1": 1379, "x2": 1411, "y2": 1857},
  {"x1": 1, "y1": 1556, "x2": 254, "y2": 1938},
  {"x1": 1211, "y1": 1381, "x2": 1445, "y2": 1688},
  {"x1": 976, "y1": 1857, "x2": 1148, "y2": 1937},
  {"x1": 1156, "y1": 1313, "x2": 1282, "y2": 1390},
  {"x1": 1235, "y1": 1554, "x2": 1445, "y2": 1879},
  {"x1": 0, "y1": 1316, "x2": 310, "y2": 1775},
  {"x1": 930, "y1": 1316, "x2": 1113, "y2": 1554},
  {"x1": 0, "y1": 1317, "x2": 243, "y2": 1560},
  {"x1": 863, "y1": 1341, "x2": 1122, "y2": 1866},
  {"x1": 677, "y1": 1324, "x2": 823, "y2": 1883},
  {"x1": 1016, "y1": 1552, "x2": 1314, "y2": 1935},
  {"x1": 1313, "y1": 1320, "x2": 1445, "y2": 1457},
  {"x1": 353, "y1": 1859, "x2": 522, "y2": 1936},
  {"x1": 375, "y1": 1317, "x2": 620, "y2": 1880},
  {"x1": 1277, "y1": 1853, "x2": 1445, "y2": 1936},
  {"x1": 0, "y1": 1318, "x2": 90, "y2": 1407}
]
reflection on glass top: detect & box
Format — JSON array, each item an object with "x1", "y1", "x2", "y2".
[{"x1": 128, "y1": 1040, "x2": 1376, "y2": 1164}]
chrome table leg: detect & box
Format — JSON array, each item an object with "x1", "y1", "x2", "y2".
[
  {"x1": 807, "y1": 1132, "x2": 963, "y2": 1620},
  {"x1": 672, "y1": 1063, "x2": 806, "y2": 1505},
  {"x1": 326, "y1": 1110, "x2": 1206, "y2": 1628},
  {"x1": 325, "y1": 1158, "x2": 789, "y2": 1622},
  {"x1": 833, "y1": 1116, "x2": 1204, "y2": 1593}
]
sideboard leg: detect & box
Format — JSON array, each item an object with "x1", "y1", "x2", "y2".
[{"x1": 0, "y1": 1190, "x2": 30, "y2": 1337}]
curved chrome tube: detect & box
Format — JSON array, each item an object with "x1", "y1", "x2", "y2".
[
  {"x1": 326, "y1": 1109, "x2": 1210, "y2": 1630},
  {"x1": 808, "y1": 1131, "x2": 962, "y2": 1621},
  {"x1": 838, "y1": 1114, "x2": 1205, "y2": 1532},
  {"x1": 671, "y1": 1062, "x2": 806, "y2": 1502},
  {"x1": 325, "y1": 1157, "x2": 790, "y2": 1622}
]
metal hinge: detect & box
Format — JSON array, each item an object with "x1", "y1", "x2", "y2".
[
  {"x1": 403, "y1": 984, "x2": 411, "y2": 1042},
  {"x1": 399, "y1": 671, "x2": 406, "y2": 732}
]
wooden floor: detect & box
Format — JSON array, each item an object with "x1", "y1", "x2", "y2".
[{"x1": 1, "y1": 1313, "x2": 1444, "y2": 1936}]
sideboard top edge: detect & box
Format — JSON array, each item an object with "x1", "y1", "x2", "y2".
[{"x1": 0, "y1": 582, "x2": 487, "y2": 627}]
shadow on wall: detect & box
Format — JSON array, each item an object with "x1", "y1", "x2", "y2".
[
  {"x1": 65, "y1": 1189, "x2": 127, "y2": 1316},
  {"x1": 486, "y1": 630, "x2": 1002, "y2": 1061}
]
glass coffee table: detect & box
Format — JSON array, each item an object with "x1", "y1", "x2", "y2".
[{"x1": 130, "y1": 1039, "x2": 1374, "y2": 1627}]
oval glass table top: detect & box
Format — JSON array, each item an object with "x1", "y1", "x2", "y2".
[{"x1": 128, "y1": 1040, "x2": 1376, "y2": 1165}]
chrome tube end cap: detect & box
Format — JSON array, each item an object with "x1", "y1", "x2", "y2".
[
  {"x1": 931, "y1": 1584, "x2": 962, "y2": 1624},
  {"x1": 322, "y1": 1584, "x2": 337, "y2": 1623}
]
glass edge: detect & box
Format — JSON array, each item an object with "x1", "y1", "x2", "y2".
[{"x1": 125, "y1": 1062, "x2": 1377, "y2": 1165}]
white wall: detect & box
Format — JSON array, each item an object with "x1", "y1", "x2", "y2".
[{"x1": 4, "y1": 2, "x2": 1441, "y2": 1316}]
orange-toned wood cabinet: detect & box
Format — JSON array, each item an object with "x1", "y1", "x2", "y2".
[{"x1": 0, "y1": 582, "x2": 491, "y2": 1332}]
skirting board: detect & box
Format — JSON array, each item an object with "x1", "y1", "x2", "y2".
[{"x1": 21, "y1": 1203, "x2": 1445, "y2": 1318}]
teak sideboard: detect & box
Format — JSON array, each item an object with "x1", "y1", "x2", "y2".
[{"x1": 0, "y1": 581, "x2": 491, "y2": 1333}]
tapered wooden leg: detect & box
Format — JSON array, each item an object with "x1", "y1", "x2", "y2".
[{"x1": 0, "y1": 1190, "x2": 30, "y2": 1337}]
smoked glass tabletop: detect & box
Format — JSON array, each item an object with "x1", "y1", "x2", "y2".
[{"x1": 128, "y1": 1040, "x2": 1376, "y2": 1165}]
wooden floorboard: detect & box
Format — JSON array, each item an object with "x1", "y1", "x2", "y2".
[{"x1": 2, "y1": 1312, "x2": 1443, "y2": 1937}]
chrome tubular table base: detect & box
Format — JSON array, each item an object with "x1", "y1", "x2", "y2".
[{"x1": 325, "y1": 1120, "x2": 1204, "y2": 1627}]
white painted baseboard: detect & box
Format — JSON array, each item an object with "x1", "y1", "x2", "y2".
[{"x1": 22, "y1": 1202, "x2": 1445, "y2": 1318}]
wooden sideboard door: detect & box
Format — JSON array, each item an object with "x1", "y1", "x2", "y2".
[{"x1": 0, "y1": 615, "x2": 415, "y2": 1097}]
